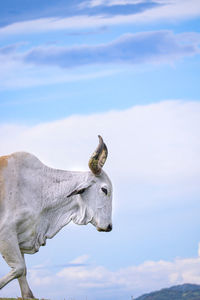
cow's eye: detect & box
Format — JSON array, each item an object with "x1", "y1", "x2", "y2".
[
  {"x1": 77, "y1": 188, "x2": 86, "y2": 195},
  {"x1": 101, "y1": 187, "x2": 108, "y2": 195}
]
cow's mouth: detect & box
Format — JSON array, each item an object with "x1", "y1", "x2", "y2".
[{"x1": 97, "y1": 224, "x2": 112, "y2": 232}]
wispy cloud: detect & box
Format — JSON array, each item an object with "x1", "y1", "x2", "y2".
[
  {"x1": 0, "y1": 30, "x2": 198, "y2": 75},
  {"x1": 0, "y1": 0, "x2": 160, "y2": 29},
  {"x1": 22, "y1": 31, "x2": 200, "y2": 69},
  {"x1": 0, "y1": 42, "x2": 118, "y2": 89},
  {"x1": 0, "y1": 64, "x2": 117, "y2": 90},
  {"x1": 0, "y1": 0, "x2": 159, "y2": 30},
  {"x1": 0, "y1": 44, "x2": 20, "y2": 54},
  {"x1": 1, "y1": 31, "x2": 199, "y2": 89},
  {"x1": 0, "y1": 0, "x2": 200, "y2": 36},
  {"x1": 82, "y1": 0, "x2": 161, "y2": 7}
]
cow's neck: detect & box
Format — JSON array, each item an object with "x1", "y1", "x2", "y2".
[{"x1": 39, "y1": 168, "x2": 90, "y2": 240}]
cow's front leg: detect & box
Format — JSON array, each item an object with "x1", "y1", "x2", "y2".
[
  {"x1": 0, "y1": 236, "x2": 35, "y2": 298},
  {"x1": 18, "y1": 253, "x2": 34, "y2": 299},
  {"x1": 18, "y1": 275, "x2": 34, "y2": 299}
]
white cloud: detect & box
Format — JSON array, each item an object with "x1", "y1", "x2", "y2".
[
  {"x1": 0, "y1": 0, "x2": 200, "y2": 35},
  {"x1": 70, "y1": 254, "x2": 89, "y2": 264},
  {"x1": 2, "y1": 251, "x2": 200, "y2": 299},
  {"x1": 1, "y1": 100, "x2": 200, "y2": 185},
  {"x1": 37, "y1": 250, "x2": 200, "y2": 296}
]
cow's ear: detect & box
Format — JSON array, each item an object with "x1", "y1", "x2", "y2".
[{"x1": 67, "y1": 182, "x2": 92, "y2": 198}]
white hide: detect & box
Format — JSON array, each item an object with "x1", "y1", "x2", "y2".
[{"x1": 0, "y1": 151, "x2": 112, "y2": 298}]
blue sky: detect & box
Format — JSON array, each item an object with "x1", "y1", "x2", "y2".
[{"x1": 0, "y1": 1, "x2": 200, "y2": 299}]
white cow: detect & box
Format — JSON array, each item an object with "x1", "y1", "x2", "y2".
[{"x1": 0, "y1": 136, "x2": 112, "y2": 299}]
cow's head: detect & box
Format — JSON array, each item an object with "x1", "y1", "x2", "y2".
[{"x1": 68, "y1": 136, "x2": 113, "y2": 232}]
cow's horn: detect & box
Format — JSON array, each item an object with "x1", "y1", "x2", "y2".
[{"x1": 88, "y1": 135, "x2": 108, "y2": 175}]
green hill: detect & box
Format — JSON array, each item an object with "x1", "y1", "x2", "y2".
[{"x1": 135, "y1": 284, "x2": 200, "y2": 300}]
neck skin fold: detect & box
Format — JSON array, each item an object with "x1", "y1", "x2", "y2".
[{"x1": 38, "y1": 168, "x2": 92, "y2": 240}]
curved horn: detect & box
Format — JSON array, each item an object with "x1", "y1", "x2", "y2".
[{"x1": 88, "y1": 135, "x2": 108, "y2": 175}]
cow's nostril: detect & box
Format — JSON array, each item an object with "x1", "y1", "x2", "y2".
[{"x1": 107, "y1": 224, "x2": 112, "y2": 232}]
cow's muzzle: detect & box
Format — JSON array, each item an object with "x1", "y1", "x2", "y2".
[{"x1": 97, "y1": 224, "x2": 112, "y2": 232}]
